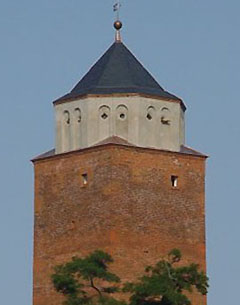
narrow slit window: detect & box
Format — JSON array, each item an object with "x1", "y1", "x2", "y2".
[
  {"x1": 82, "y1": 173, "x2": 88, "y2": 186},
  {"x1": 171, "y1": 176, "x2": 178, "y2": 188}
]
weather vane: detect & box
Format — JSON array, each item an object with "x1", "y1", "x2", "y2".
[
  {"x1": 113, "y1": 1, "x2": 121, "y2": 20},
  {"x1": 113, "y1": 1, "x2": 123, "y2": 42}
]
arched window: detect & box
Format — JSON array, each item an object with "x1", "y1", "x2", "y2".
[
  {"x1": 99, "y1": 105, "x2": 110, "y2": 120},
  {"x1": 73, "y1": 108, "x2": 82, "y2": 149},
  {"x1": 161, "y1": 107, "x2": 171, "y2": 125},
  {"x1": 99, "y1": 105, "x2": 111, "y2": 139},
  {"x1": 116, "y1": 105, "x2": 128, "y2": 139},
  {"x1": 146, "y1": 106, "x2": 156, "y2": 121},
  {"x1": 63, "y1": 110, "x2": 70, "y2": 125},
  {"x1": 117, "y1": 105, "x2": 128, "y2": 120},
  {"x1": 74, "y1": 108, "x2": 81, "y2": 123},
  {"x1": 62, "y1": 110, "x2": 71, "y2": 151}
]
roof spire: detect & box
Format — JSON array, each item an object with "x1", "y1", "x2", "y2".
[
  {"x1": 113, "y1": 1, "x2": 122, "y2": 43},
  {"x1": 114, "y1": 20, "x2": 122, "y2": 42}
]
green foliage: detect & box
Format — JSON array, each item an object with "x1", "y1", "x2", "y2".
[
  {"x1": 123, "y1": 249, "x2": 209, "y2": 305},
  {"x1": 52, "y1": 249, "x2": 209, "y2": 305},
  {"x1": 52, "y1": 250, "x2": 122, "y2": 305}
]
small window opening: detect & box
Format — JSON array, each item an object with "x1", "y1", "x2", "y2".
[
  {"x1": 64, "y1": 111, "x2": 70, "y2": 125},
  {"x1": 77, "y1": 114, "x2": 81, "y2": 123},
  {"x1": 119, "y1": 113, "x2": 126, "y2": 120},
  {"x1": 101, "y1": 113, "x2": 108, "y2": 120},
  {"x1": 171, "y1": 176, "x2": 178, "y2": 188},
  {"x1": 147, "y1": 113, "x2": 152, "y2": 120},
  {"x1": 75, "y1": 108, "x2": 81, "y2": 123},
  {"x1": 161, "y1": 116, "x2": 170, "y2": 125},
  {"x1": 70, "y1": 220, "x2": 76, "y2": 230},
  {"x1": 82, "y1": 173, "x2": 88, "y2": 185}
]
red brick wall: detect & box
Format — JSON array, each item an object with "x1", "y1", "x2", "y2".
[{"x1": 33, "y1": 145, "x2": 207, "y2": 305}]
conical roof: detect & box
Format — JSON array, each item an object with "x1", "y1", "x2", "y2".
[{"x1": 54, "y1": 42, "x2": 180, "y2": 103}]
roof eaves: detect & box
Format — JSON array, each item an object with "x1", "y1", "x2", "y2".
[
  {"x1": 53, "y1": 92, "x2": 185, "y2": 111},
  {"x1": 32, "y1": 143, "x2": 207, "y2": 163}
]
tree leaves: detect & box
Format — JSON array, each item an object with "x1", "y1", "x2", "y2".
[
  {"x1": 52, "y1": 250, "x2": 122, "y2": 305},
  {"x1": 52, "y1": 249, "x2": 209, "y2": 305},
  {"x1": 124, "y1": 250, "x2": 209, "y2": 305}
]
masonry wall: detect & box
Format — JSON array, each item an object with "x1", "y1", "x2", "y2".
[
  {"x1": 55, "y1": 95, "x2": 185, "y2": 154},
  {"x1": 33, "y1": 145, "x2": 206, "y2": 305}
]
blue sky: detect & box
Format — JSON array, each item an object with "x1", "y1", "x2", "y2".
[{"x1": 1, "y1": 0, "x2": 239, "y2": 304}]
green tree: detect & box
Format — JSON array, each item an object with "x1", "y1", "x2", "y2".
[
  {"x1": 52, "y1": 249, "x2": 208, "y2": 305},
  {"x1": 123, "y1": 249, "x2": 209, "y2": 305},
  {"x1": 52, "y1": 250, "x2": 125, "y2": 305}
]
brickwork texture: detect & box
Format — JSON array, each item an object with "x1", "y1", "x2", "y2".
[{"x1": 33, "y1": 144, "x2": 206, "y2": 305}]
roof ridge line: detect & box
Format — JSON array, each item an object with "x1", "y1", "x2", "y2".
[
  {"x1": 94, "y1": 42, "x2": 118, "y2": 89},
  {"x1": 122, "y1": 43, "x2": 164, "y2": 91}
]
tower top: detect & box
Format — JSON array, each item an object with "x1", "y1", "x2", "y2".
[
  {"x1": 113, "y1": 1, "x2": 122, "y2": 42},
  {"x1": 54, "y1": 42, "x2": 181, "y2": 104},
  {"x1": 114, "y1": 20, "x2": 122, "y2": 42}
]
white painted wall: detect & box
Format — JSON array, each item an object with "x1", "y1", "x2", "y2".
[{"x1": 54, "y1": 95, "x2": 185, "y2": 154}]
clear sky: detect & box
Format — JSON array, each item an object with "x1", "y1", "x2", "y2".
[{"x1": 1, "y1": 0, "x2": 239, "y2": 304}]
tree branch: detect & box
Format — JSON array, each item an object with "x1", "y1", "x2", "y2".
[
  {"x1": 90, "y1": 277, "x2": 102, "y2": 297},
  {"x1": 164, "y1": 261, "x2": 176, "y2": 282}
]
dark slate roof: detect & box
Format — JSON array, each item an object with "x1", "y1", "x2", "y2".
[
  {"x1": 32, "y1": 149, "x2": 55, "y2": 161},
  {"x1": 54, "y1": 42, "x2": 181, "y2": 103},
  {"x1": 180, "y1": 145, "x2": 207, "y2": 157}
]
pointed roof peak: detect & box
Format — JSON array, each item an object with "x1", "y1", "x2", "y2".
[{"x1": 54, "y1": 41, "x2": 181, "y2": 104}]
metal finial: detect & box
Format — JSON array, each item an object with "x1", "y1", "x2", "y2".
[
  {"x1": 114, "y1": 20, "x2": 122, "y2": 30},
  {"x1": 113, "y1": 1, "x2": 122, "y2": 42}
]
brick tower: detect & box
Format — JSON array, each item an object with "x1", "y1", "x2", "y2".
[{"x1": 32, "y1": 23, "x2": 207, "y2": 305}]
